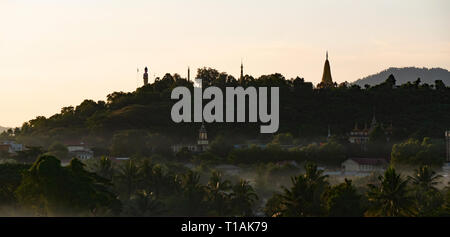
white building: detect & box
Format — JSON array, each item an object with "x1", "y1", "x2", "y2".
[
  {"x1": 66, "y1": 142, "x2": 94, "y2": 160},
  {"x1": 171, "y1": 144, "x2": 201, "y2": 153},
  {"x1": 1, "y1": 140, "x2": 23, "y2": 153},
  {"x1": 172, "y1": 124, "x2": 209, "y2": 154},
  {"x1": 341, "y1": 158, "x2": 388, "y2": 173}
]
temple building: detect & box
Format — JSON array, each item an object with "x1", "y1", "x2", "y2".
[
  {"x1": 317, "y1": 51, "x2": 335, "y2": 89},
  {"x1": 171, "y1": 123, "x2": 209, "y2": 154},
  {"x1": 197, "y1": 123, "x2": 209, "y2": 151},
  {"x1": 349, "y1": 113, "x2": 393, "y2": 151},
  {"x1": 143, "y1": 67, "x2": 149, "y2": 86},
  {"x1": 348, "y1": 123, "x2": 371, "y2": 150}
]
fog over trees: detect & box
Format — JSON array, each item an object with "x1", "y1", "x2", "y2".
[{"x1": 0, "y1": 67, "x2": 449, "y2": 217}]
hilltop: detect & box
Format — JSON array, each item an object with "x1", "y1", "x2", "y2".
[
  {"x1": 2, "y1": 67, "x2": 448, "y2": 152},
  {"x1": 353, "y1": 67, "x2": 450, "y2": 87}
]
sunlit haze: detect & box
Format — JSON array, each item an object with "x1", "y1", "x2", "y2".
[{"x1": 1, "y1": 0, "x2": 449, "y2": 127}]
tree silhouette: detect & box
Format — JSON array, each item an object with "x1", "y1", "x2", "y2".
[
  {"x1": 116, "y1": 159, "x2": 140, "y2": 200},
  {"x1": 323, "y1": 179, "x2": 365, "y2": 217},
  {"x1": 93, "y1": 156, "x2": 114, "y2": 180},
  {"x1": 122, "y1": 190, "x2": 165, "y2": 217},
  {"x1": 178, "y1": 170, "x2": 206, "y2": 216},
  {"x1": 15, "y1": 156, "x2": 119, "y2": 216},
  {"x1": 230, "y1": 179, "x2": 258, "y2": 216},
  {"x1": 366, "y1": 167, "x2": 414, "y2": 216},
  {"x1": 409, "y1": 165, "x2": 444, "y2": 216},
  {"x1": 276, "y1": 162, "x2": 329, "y2": 217},
  {"x1": 205, "y1": 171, "x2": 232, "y2": 216}
]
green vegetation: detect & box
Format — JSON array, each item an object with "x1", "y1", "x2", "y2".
[
  {"x1": 0, "y1": 155, "x2": 449, "y2": 217},
  {"x1": 391, "y1": 137, "x2": 445, "y2": 167},
  {"x1": 15, "y1": 156, "x2": 120, "y2": 216},
  {"x1": 1, "y1": 70, "x2": 448, "y2": 156},
  {"x1": 0, "y1": 69, "x2": 448, "y2": 217}
]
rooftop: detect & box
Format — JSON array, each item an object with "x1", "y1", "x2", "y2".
[{"x1": 348, "y1": 158, "x2": 388, "y2": 165}]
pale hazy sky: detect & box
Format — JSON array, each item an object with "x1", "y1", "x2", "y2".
[{"x1": 1, "y1": 0, "x2": 449, "y2": 127}]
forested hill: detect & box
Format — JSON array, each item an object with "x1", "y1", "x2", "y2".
[
  {"x1": 5, "y1": 67, "x2": 450, "y2": 148},
  {"x1": 353, "y1": 67, "x2": 450, "y2": 87}
]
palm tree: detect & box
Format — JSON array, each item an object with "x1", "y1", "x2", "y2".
[
  {"x1": 366, "y1": 167, "x2": 414, "y2": 216},
  {"x1": 230, "y1": 179, "x2": 258, "y2": 216},
  {"x1": 304, "y1": 162, "x2": 328, "y2": 185},
  {"x1": 138, "y1": 160, "x2": 155, "y2": 192},
  {"x1": 178, "y1": 170, "x2": 206, "y2": 216},
  {"x1": 409, "y1": 165, "x2": 443, "y2": 216},
  {"x1": 116, "y1": 159, "x2": 140, "y2": 200},
  {"x1": 278, "y1": 162, "x2": 329, "y2": 217},
  {"x1": 139, "y1": 162, "x2": 178, "y2": 199},
  {"x1": 324, "y1": 179, "x2": 365, "y2": 217},
  {"x1": 151, "y1": 165, "x2": 170, "y2": 197},
  {"x1": 122, "y1": 190, "x2": 165, "y2": 217},
  {"x1": 205, "y1": 171, "x2": 232, "y2": 216},
  {"x1": 409, "y1": 165, "x2": 442, "y2": 191},
  {"x1": 93, "y1": 156, "x2": 114, "y2": 180}
]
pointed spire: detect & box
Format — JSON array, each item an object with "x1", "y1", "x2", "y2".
[
  {"x1": 240, "y1": 58, "x2": 244, "y2": 82},
  {"x1": 371, "y1": 107, "x2": 377, "y2": 128},
  {"x1": 198, "y1": 122, "x2": 208, "y2": 145},
  {"x1": 187, "y1": 66, "x2": 190, "y2": 82},
  {"x1": 318, "y1": 51, "x2": 333, "y2": 88},
  {"x1": 354, "y1": 122, "x2": 359, "y2": 131}
]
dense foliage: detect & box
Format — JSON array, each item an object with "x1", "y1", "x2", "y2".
[
  {"x1": 1, "y1": 155, "x2": 449, "y2": 217},
  {"x1": 2, "y1": 69, "x2": 448, "y2": 150}
]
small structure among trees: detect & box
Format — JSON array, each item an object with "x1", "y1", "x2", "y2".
[
  {"x1": 341, "y1": 158, "x2": 388, "y2": 173},
  {"x1": 171, "y1": 123, "x2": 209, "y2": 154},
  {"x1": 348, "y1": 113, "x2": 393, "y2": 151}
]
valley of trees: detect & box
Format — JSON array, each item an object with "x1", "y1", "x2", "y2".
[{"x1": 0, "y1": 156, "x2": 449, "y2": 217}]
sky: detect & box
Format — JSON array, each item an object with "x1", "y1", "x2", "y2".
[{"x1": 0, "y1": 0, "x2": 449, "y2": 127}]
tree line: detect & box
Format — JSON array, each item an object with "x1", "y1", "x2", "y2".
[
  {"x1": 0, "y1": 155, "x2": 448, "y2": 217},
  {"x1": 1, "y1": 69, "x2": 448, "y2": 150}
]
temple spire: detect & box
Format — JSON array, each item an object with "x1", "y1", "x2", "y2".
[
  {"x1": 240, "y1": 59, "x2": 244, "y2": 82},
  {"x1": 317, "y1": 51, "x2": 334, "y2": 89},
  {"x1": 143, "y1": 67, "x2": 149, "y2": 86},
  {"x1": 371, "y1": 107, "x2": 377, "y2": 128},
  {"x1": 354, "y1": 122, "x2": 359, "y2": 131},
  {"x1": 187, "y1": 66, "x2": 190, "y2": 82}
]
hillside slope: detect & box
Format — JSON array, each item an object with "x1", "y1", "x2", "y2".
[{"x1": 353, "y1": 67, "x2": 450, "y2": 87}]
